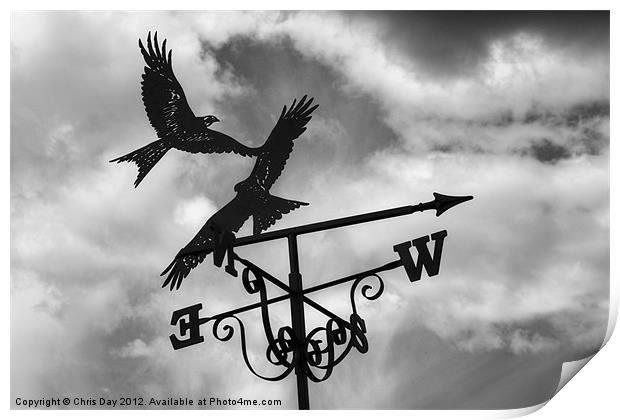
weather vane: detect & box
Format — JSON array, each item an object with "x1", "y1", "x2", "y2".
[{"x1": 113, "y1": 32, "x2": 474, "y2": 410}]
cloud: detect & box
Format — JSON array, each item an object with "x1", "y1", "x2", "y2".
[
  {"x1": 191, "y1": 12, "x2": 609, "y2": 161},
  {"x1": 173, "y1": 196, "x2": 218, "y2": 228}
]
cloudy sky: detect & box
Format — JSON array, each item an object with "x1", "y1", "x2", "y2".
[{"x1": 11, "y1": 11, "x2": 609, "y2": 409}]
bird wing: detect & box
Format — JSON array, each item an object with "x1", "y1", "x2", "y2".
[
  {"x1": 250, "y1": 96, "x2": 319, "y2": 190},
  {"x1": 174, "y1": 128, "x2": 258, "y2": 157},
  {"x1": 139, "y1": 32, "x2": 196, "y2": 140},
  {"x1": 160, "y1": 221, "x2": 212, "y2": 291},
  {"x1": 160, "y1": 195, "x2": 252, "y2": 290}
]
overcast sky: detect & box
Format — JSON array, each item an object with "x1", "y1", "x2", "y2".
[{"x1": 11, "y1": 11, "x2": 609, "y2": 409}]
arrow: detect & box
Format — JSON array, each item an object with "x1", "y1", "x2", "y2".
[
  {"x1": 232, "y1": 191, "x2": 473, "y2": 246},
  {"x1": 176, "y1": 192, "x2": 473, "y2": 258},
  {"x1": 418, "y1": 192, "x2": 474, "y2": 217}
]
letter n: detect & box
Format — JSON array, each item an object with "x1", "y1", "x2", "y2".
[{"x1": 393, "y1": 230, "x2": 448, "y2": 282}]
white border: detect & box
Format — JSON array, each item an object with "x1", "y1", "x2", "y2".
[{"x1": 5, "y1": 2, "x2": 617, "y2": 419}]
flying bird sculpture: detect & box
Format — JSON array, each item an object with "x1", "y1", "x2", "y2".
[
  {"x1": 111, "y1": 32, "x2": 258, "y2": 187},
  {"x1": 161, "y1": 95, "x2": 318, "y2": 290}
]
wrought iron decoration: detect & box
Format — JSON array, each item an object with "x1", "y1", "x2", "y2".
[
  {"x1": 167, "y1": 193, "x2": 472, "y2": 408},
  {"x1": 113, "y1": 32, "x2": 474, "y2": 410}
]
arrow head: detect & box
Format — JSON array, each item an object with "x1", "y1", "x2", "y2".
[{"x1": 433, "y1": 192, "x2": 474, "y2": 216}]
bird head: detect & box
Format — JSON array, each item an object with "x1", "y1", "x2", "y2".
[{"x1": 202, "y1": 115, "x2": 220, "y2": 127}]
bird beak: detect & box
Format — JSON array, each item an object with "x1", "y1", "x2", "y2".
[{"x1": 214, "y1": 117, "x2": 220, "y2": 123}]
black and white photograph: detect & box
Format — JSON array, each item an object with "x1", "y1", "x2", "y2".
[{"x1": 10, "y1": 9, "x2": 611, "y2": 412}]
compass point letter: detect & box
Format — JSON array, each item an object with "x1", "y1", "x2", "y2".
[{"x1": 393, "y1": 230, "x2": 448, "y2": 282}]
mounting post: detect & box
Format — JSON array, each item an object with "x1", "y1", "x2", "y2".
[{"x1": 287, "y1": 234, "x2": 310, "y2": 410}]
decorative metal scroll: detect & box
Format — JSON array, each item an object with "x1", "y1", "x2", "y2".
[
  {"x1": 198, "y1": 255, "x2": 389, "y2": 383},
  {"x1": 302, "y1": 273, "x2": 385, "y2": 382}
]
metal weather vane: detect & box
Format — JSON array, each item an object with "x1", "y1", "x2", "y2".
[{"x1": 113, "y1": 32, "x2": 474, "y2": 410}]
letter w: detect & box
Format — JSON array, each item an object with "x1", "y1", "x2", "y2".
[{"x1": 393, "y1": 230, "x2": 448, "y2": 282}]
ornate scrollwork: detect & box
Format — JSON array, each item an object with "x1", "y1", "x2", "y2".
[
  {"x1": 242, "y1": 266, "x2": 295, "y2": 368},
  {"x1": 202, "y1": 261, "x2": 387, "y2": 383},
  {"x1": 208, "y1": 314, "x2": 294, "y2": 381},
  {"x1": 351, "y1": 273, "x2": 385, "y2": 313},
  {"x1": 299, "y1": 272, "x2": 386, "y2": 383},
  {"x1": 202, "y1": 263, "x2": 297, "y2": 382}
]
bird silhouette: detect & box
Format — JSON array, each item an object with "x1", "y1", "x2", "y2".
[
  {"x1": 111, "y1": 32, "x2": 258, "y2": 187},
  {"x1": 161, "y1": 95, "x2": 318, "y2": 290}
]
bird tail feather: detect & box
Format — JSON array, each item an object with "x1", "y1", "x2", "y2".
[
  {"x1": 110, "y1": 139, "x2": 171, "y2": 187},
  {"x1": 253, "y1": 194, "x2": 309, "y2": 235}
]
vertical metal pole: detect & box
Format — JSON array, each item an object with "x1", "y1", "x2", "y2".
[{"x1": 287, "y1": 234, "x2": 310, "y2": 410}]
